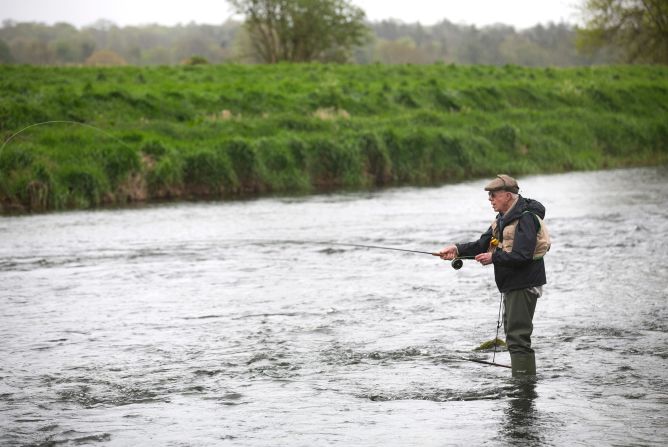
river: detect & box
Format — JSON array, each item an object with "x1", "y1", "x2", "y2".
[{"x1": 1, "y1": 167, "x2": 667, "y2": 446}]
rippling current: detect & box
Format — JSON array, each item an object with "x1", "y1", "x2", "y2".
[{"x1": 1, "y1": 167, "x2": 667, "y2": 446}]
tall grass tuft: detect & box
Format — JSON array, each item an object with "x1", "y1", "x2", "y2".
[
  {"x1": 55, "y1": 164, "x2": 109, "y2": 208},
  {"x1": 225, "y1": 139, "x2": 260, "y2": 192},
  {"x1": 183, "y1": 149, "x2": 237, "y2": 196},
  {"x1": 358, "y1": 132, "x2": 391, "y2": 186}
]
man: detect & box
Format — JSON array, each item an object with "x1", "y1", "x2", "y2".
[{"x1": 439, "y1": 174, "x2": 550, "y2": 377}]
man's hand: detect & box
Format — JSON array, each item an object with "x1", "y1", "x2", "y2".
[
  {"x1": 475, "y1": 252, "x2": 493, "y2": 265},
  {"x1": 439, "y1": 245, "x2": 458, "y2": 260}
]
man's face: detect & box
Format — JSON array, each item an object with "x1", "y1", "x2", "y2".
[{"x1": 488, "y1": 190, "x2": 513, "y2": 213}]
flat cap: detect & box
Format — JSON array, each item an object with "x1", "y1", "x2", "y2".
[{"x1": 484, "y1": 174, "x2": 519, "y2": 193}]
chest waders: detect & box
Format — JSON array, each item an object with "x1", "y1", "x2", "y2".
[{"x1": 491, "y1": 212, "x2": 548, "y2": 377}]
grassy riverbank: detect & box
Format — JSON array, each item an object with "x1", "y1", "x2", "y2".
[{"x1": 1, "y1": 63, "x2": 667, "y2": 212}]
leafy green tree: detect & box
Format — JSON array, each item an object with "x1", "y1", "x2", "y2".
[
  {"x1": 9, "y1": 37, "x2": 55, "y2": 64},
  {"x1": 577, "y1": 0, "x2": 668, "y2": 63},
  {"x1": 229, "y1": 0, "x2": 369, "y2": 63}
]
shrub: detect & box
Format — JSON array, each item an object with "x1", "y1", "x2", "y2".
[
  {"x1": 147, "y1": 155, "x2": 183, "y2": 196},
  {"x1": 358, "y1": 132, "x2": 391, "y2": 185},
  {"x1": 29, "y1": 162, "x2": 55, "y2": 211},
  {"x1": 56, "y1": 164, "x2": 109, "y2": 208},
  {"x1": 99, "y1": 144, "x2": 141, "y2": 185},
  {"x1": 306, "y1": 138, "x2": 363, "y2": 188},
  {"x1": 225, "y1": 139, "x2": 260, "y2": 191},
  {"x1": 399, "y1": 130, "x2": 432, "y2": 183},
  {"x1": 287, "y1": 137, "x2": 308, "y2": 171},
  {"x1": 434, "y1": 133, "x2": 470, "y2": 174},
  {"x1": 183, "y1": 149, "x2": 237, "y2": 194},
  {"x1": 382, "y1": 128, "x2": 446, "y2": 183},
  {"x1": 382, "y1": 128, "x2": 406, "y2": 182},
  {"x1": 255, "y1": 138, "x2": 309, "y2": 191}
]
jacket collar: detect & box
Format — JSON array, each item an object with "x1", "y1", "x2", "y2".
[{"x1": 498, "y1": 195, "x2": 524, "y2": 222}]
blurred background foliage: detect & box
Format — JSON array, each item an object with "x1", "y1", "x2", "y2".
[{"x1": 0, "y1": 17, "x2": 618, "y2": 67}]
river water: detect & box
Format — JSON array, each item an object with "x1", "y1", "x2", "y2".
[{"x1": 1, "y1": 167, "x2": 667, "y2": 446}]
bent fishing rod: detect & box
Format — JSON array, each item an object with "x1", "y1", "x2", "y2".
[
  {"x1": 438, "y1": 355, "x2": 511, "y2": 369},
  {"x1": 285, "y1": 240, "x2": 476, "y2": 270}
]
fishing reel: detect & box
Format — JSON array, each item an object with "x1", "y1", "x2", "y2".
[{"x1": 451, "y1": 258, "x2": 464, "y2": 270}]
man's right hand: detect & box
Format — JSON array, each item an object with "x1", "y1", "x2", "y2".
[{"x1": 438, "y1": 244, "x2": 458, "y2": 260}]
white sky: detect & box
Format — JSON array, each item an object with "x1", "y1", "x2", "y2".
[{"x1": 0, "y1": 0, "x2": 580, "y2": 29}]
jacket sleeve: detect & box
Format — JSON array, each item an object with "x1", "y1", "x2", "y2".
[
  {"x1": 492, "y1": 213, "x2": 538, "y2": 266},
  {"x1": 456, "y1": 226, "x2": 493, "y2": 257}
]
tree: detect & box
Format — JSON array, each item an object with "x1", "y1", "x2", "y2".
[
  {"x1": 229, "y1": 0, "x2": 369, "y2": 63},
  {"x1": 9, "y1": 37, "x2": 56, "y2": 64},
  {"x1": 577, "y1": 0, "x2": 668, "y2": 63}
]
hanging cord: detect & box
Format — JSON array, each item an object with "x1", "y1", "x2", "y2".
[{"x1": 492, "y1": 292, "x2": 504, "y2": 363}]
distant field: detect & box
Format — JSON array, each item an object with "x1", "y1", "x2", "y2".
[{"x1": 1, "y1": 63, "x2": 667, "y2": 212}]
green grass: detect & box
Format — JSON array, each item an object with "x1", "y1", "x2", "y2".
[{"x1": 1, "y1": 63, "x2": 667, "y2": 212}]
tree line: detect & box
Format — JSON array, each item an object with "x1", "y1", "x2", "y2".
[
  {"x1": 1, "y1": 0, "x2": 665, "y2": 66},
  {"x1": 0, "y1": 18, "x2": 615, "y2": 67}
]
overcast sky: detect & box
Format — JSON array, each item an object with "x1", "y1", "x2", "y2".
[{"x1": 0, "y1": 0, "x2": 580, "y2": 29}]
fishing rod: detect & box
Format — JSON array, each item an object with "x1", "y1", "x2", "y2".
[
  {"x1": 433, "y1": 354, "x2": 511, "y2": 369},
  {"x1": 319, "y1": 242, "x2": 438, "y2": 256},
  {"x1": 284, "y1": 240, "x2": 476, "y2": 270},
  {"x1": 462, "y1": 357, "x2": 511, "y2": 369}
]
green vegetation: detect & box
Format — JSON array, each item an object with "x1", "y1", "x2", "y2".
[
  {"x1": 474, "y1": 338, "x2": 507, "y2": 351},
  {"x1": 1, "y1": 63, "x2": 667, "y2": 212},
  {"x1": 0, "y1": 20, "x2": 616, "y2": 66},
  {"x1": 231, "y1": 0, "x2": 368, "y2": 63},
  {"x1": 578, "y1": 0, "x2": 668, "y2": 64}
]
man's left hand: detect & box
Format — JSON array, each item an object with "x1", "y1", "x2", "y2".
[{"x1": 475, "y1": 253, "x2": 493, "y2": 265}]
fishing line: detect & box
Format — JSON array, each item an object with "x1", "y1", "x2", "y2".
[
  {"x1": 288, "y1": 239, "x2": 509, "y2": 367},
  {"x1": 0, "y1": 120, "x2": 134, "y2": 157},
  {"x1": 283, "y1": 239, "x2": 509, "y2": 367},
  {"x1": 302, "y1": 241, "x2": 439, "y2": 256},
  {"x1": 492, "y1": 293, "x2": 504, "y2": 364}
]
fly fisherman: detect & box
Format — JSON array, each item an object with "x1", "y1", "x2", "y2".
[{"x1": 439, "y1": 174, "x2": 550, "y2": 377}]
